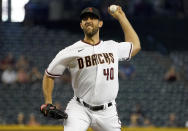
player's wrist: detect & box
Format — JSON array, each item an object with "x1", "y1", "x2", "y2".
[
  {"x1": 45, "y1": 100, "x2": 52, "y2": 104},
  {"x1": 117, "y1": 14, "x2": 127, "y2": 22}
]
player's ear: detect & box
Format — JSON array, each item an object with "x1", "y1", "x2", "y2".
[
  {"x1": 80, "y1": 22, "x2": 84, "y2": 29},
  {"x1": 99, "y1": 20, "x2": 103, "y2": 28}
]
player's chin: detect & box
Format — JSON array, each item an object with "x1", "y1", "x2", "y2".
[
  {"x1": 84, "y1": 30, "x2": 94, "y2": 36},
  {"x1": 84, "y1": 27, "x2": 98, "y2": 37}
]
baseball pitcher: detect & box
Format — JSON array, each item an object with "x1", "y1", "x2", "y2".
[{"x1": 40, "y1": 6, "x2": 141, "y2": 131}]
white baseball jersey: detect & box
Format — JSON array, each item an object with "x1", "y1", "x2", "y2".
[{"x1": 46, "y1": 40, "x2": 133, "y2": 106}]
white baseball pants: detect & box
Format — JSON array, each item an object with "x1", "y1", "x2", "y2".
[{"x1": 63, "y1": 97, "x2": 121, "y2": 131}]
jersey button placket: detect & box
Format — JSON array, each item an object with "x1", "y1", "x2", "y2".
[{"x1": 93, "y1": 45, "x2": 98, "y2": 99}]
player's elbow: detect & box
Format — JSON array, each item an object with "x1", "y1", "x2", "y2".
[
  {"x1": 131, "y1": 45, "x2": 141, "y2": 57},
  {"x1": 136, "y1": 44, "x2": 141, "y2": 52},
  {"x1": 135, "y1": 40, "x2": 141, "y2": 52},
  {"x1": 136, "y1": 45, "x2": 141, "y2": 52}
]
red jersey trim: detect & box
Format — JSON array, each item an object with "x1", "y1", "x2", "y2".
[
  {"x1": 45, "y1": 69, "x2": 61, "y2": 78},
  {"x1": 81, "y1": 40, "x2": 101, "y2": 46},
  {"x1": 126, "y1": 43, "x2": 133, "y2": 61}
]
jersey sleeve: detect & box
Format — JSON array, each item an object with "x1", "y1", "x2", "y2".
[
  {"x1": 116, "y1": 41, "x2": 133, "y2": 61},
  {"x1": 45, "y1": 48, "x2": 72, "y2": 77}
]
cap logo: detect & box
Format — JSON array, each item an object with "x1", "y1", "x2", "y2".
[{"x1": 89, "y1": 8, "x2": 93, "y2": 12}]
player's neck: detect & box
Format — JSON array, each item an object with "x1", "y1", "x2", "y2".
[{"x1": 84, "y1": 33, "x2": 100, "y2": 45}]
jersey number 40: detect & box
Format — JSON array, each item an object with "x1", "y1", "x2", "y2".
[{"x1": 103, "y1": 68, "x2": 114, "y2": 80}]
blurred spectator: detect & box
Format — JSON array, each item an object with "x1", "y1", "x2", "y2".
[
  {"x1": 54, "y1": 101, "x2": 62, "y2": 110},
  {"x1": 166, "y1": 113, "x2": 178, "y2": 127},
  {"x1": 17, "y1": 69, "x2": 29, "y2": 84},
  {"x1": 143, "y1": 118, "x2": 154, "y2": 127},
  {"x1": 129, "y1": 104, "x2": 145, "y2": 127},
  {"x1": 132, "y1": 104, "x2": 144, "y2": 115},
  {"x1": 16, "y1": 55, "x2": 29, "y2": 70},
  {"x1": 119, "y1": 62, "x2": 135, "y2": 80},
  {"x1": 29, "y1": 67, "x2": 42, "y2": 83},
  {"x1": 1, "y1": 65, "x2": 17, "y2": 85},
  {"x1": 16, "y1": 112, "x2": 25, "y2": 125},
  {"x1": 0, "y1": 53, "x2": 15, "y2": 71},
  {"x1": 164, "y1": 65, "x2": 179, "y2": 82},
  {"x1": 129, "y1": 113, "x2": 139, "y2": 127},
  {"x1": 27, "y1": 113, "x2": 40, "y2": 126}
]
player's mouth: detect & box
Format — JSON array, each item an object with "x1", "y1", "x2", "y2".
[
  {"x1": 85, "y1": 23, "x2": 93, "y2": 28},
  {"x1": 86, "y1": 26, "x2": 93, "y2": 29}
]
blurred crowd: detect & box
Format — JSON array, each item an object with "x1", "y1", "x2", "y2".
[
  {"x1": 0, "y1": 52, "x2": 184, "y2": 85},
  {"x1": 14, "y1": 101, "x2": 62, "y2": 126},
  {"x1": 126, "y1": 0, "x2": 186, "y2": 17},
  {"x1": 129, "y1": 104, "x2": 180, "y2": 127},
  {"x1": 0, "y1": 53, "x2": 42, "y2": 86},
  {"x1": 24, "y1": 0, "x2": 188, "y2": 25},
  {"x1": 0, "y1": 52, "x2": 72, "y2": 86},
  {"x1": 0, "y1": 50, "x2": 187, "y2": 126},
  {"x1": 0, "y1": 0, "x2": 187, "y2": 126},
  {"x1": 13, "y1": 103, "x2": 181, "y2": 127}
]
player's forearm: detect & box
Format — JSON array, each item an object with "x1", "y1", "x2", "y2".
[
  {"x1": 118, "y1": 15, "x2": 141, "y2": 56},
  {"x1": 42, "y1": 73, "x2": 54, "y2": 104}
]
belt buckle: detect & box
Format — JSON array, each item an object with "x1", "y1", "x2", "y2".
[{"x1": 103, "y1": 103, "x2": 108, "y2": 110}]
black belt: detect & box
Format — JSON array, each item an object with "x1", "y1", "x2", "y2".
[{"x1": 76, "y1": 97, "x2": 112, "y2": 111}]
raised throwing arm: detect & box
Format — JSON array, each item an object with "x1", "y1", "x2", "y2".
[{"x1": 109, "y1": 6, "x2": 141, "y2": 57}]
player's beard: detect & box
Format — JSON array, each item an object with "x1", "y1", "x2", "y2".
[{"x1": 83, "y1": 24, "x2": 99, "y2": 38}]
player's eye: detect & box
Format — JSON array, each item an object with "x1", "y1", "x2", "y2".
[
  {"x1": 82, "y1": 14, "x2": 98, "y2": 21},
  {"x1": 82, "y1": 17, "x2": 89, "y2": 21}
]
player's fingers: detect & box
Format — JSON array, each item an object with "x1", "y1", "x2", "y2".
[
  {"x1": 116, "y1": 6, "x2": 126, "y2": 16},
  {"x1": 117, "y1": 6, "x2": 122, "y2": 13},
  {"x1": 40, "y1": 104, "x2": 46, "y2": 111}
]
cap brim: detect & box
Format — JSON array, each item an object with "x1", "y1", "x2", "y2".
[{"x1": 80, "y1": 12, "x2": 100, "y2": 20}]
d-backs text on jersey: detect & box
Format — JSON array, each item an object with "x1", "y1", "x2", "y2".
[{"x1": 77, "y1": 53, "x2": 114, "y2": 69}]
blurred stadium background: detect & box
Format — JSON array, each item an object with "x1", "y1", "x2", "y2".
[{"x1": 0, "y1": 0, "x2": 188, "y2": 130}]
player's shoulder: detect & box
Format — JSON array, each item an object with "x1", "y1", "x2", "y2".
[
  {"x1": 103, "y1": 40, "x2": 119, "y2": 44},
  {"x1": 66, "y1": 40, "x2": 86, "y2": 50},
  {"x1": 103, "y1": 40, "x2": 132, "y2": 45},
  {"x1": 102, "y1": 40, "x2": 118, "y2": 46},
  {"x1": 58, "y1": 40, "x2": 82, "y2": 52}
]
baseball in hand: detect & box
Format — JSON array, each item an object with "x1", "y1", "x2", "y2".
[{"x1": 110, "y1": 5, "x2": 118, "y2": 13}]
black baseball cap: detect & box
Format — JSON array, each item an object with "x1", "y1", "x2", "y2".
[{"x1": 80, "y1": 7, "x2": 101, "y2": 20}]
